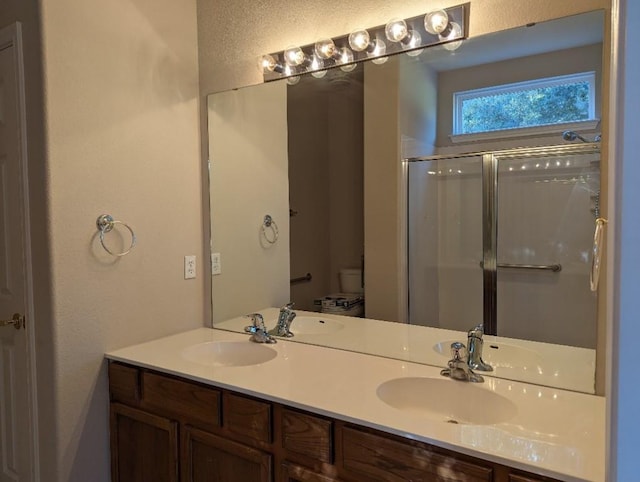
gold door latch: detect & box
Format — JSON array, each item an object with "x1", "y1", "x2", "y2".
[{"x1": 0, "y1": 313, "x2": 24, "y2": 330}]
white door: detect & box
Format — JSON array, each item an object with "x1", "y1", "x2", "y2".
[{"x1": 0, "y1": 23, "x2": 34, "y2": 482}]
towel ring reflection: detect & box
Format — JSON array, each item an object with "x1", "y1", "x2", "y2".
[
  {"x1": 96, "y1": 214, "x2": 136, "y2": 257},
  {"x1": 261, "y1": 214, "x2": 279, "y2": 245}
]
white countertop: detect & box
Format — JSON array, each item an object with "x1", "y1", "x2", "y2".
[
  {"x1": 216, "y1": 308, "x2": 596, "y2": 393},
  {"x1": 106, "y1": 328, "x2": 605, "y2": 482}
]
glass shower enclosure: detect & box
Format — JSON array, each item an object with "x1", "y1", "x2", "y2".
[{"x1": 407, "y1": 143, "x2": 600, "y2": 349}]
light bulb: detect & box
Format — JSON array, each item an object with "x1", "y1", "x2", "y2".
[
  {"x1": 339, "y1": 48, "x2": 356, "y2": 72},
  {"x1": 284, "y1": 46, "x2": 305, "y2": 66},
  {"x1": 440, "y1": 22, "x2": 463, "y2": 51},
  {"x1": 349, "y1": 29, "x2": 371, "y2": 52},
  {"x1": 405, "y1": 31, "x2": 423, "y2": 56},
  {"x1": 385, "y1": 18, "x2": 408, "y2": 43},
  {"x1": 310, "y1": 55, "x2": 324, "y2": 71},
  {"x1": 315, "y1": 38, "x2": 337, "y2": 59},
  {"x1": 370, "y1": 39, "x2": 388, "y2": 64},
  {"x1": 310, "y1": 56, "x2": 327, "y2": 78},
  {"x1": 371, "y1": 39, "x2": 386, "y2": 57},
  {"x1": 283, "y1": 64, "x2": 300, "y2": 85},
  {"x1": 424, "y1": 10, "x2": 450, "y2": 35},
  {"x1": 258, "y1": 54, "x2": 278, "y2": 72}
]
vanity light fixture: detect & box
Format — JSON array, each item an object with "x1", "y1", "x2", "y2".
[
  {"x1": 284, "y1": 46, "x2": 307, "y2": 67},
  {"x1": 310, "y1": 56, "x2": 328, "y2": 78},
  {"x1": 260, "y1": 3, "x2": 467, "y2": 82},
  {"x1": 259, "y1": 54, "x2": 283, "y2": 73},
  {"x1": 424, "y1": 9, "x2": 451, "y2": 35},
  {"x1": 315, "y1": 38, "x2": 340, "y2": 60}
]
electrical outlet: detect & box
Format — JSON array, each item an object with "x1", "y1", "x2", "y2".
[
  {"x1": 211, "y1": 252, "x2": 222, "y2": 276},
  {"x1": 184, "y1": 255, "x2": 196, "y2": 279}
]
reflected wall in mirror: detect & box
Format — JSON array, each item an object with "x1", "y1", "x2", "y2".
[{"x1": 208, "y1": 11, "x2": 605, "y2": 393}]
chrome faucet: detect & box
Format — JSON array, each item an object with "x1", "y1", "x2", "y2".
[
  {"x1": 440, "y1": 342, "x2": 484, "y2": 383},
  {"x1": 244, "y1": 313, "x2": 277, "y2": 344},
  {"x1": 269, "y1": 302, "x2": 296, "y2": 338},
  {"x1": 467, "y1": 324, "x2": 493, "y2": 372}
]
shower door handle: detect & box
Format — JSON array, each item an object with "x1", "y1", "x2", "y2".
[
  {"x1": 590, "y1": 217, "x2": 608, "y2": 292},
  {"x1": 479, "y1": 261, "x2": 562, "y2": 272}
]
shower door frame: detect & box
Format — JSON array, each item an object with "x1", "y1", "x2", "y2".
[{"x1": 405, "y1": 142, "x2": 600, "y2": 335}]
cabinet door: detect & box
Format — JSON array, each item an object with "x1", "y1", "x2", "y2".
[
  {"x1": 110, "y1": 403, "x2": 178, "y2": 482},
  {"x1": 280, "y1": 462, "x2": 340, "y2": 482},
  {"x1": 182, "y1": 425, "x2": 272, "y2": 482}
]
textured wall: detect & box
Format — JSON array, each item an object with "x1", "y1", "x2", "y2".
[
  {"x1": 39, "y1": 0, "x2": 203, "y2": 480},
  {"x1": 197, "y1": 0, "x2": 609, "y2": 95}
]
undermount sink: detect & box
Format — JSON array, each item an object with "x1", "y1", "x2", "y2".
[
  {"x1": 181, "y1": 341, "x2": 277, "y2": 367},
  {"x1": 433, "y1": 340, "x2": 543, "y2": 371},
  {"x1": 291, "y1": 316, "x2": 344, "y2": 335},
  {"x1": 377, "y1": 377, "x2": 518, "y2": 425}
]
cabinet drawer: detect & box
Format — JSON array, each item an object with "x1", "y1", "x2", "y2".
[
  {"x1": 109, "y1": 363, "x2": 140, "y2": 405},
  {"x1": 223, "y1": 392, "x2": 272, "y2": 443},
  {"x1": 509, "y1": 474, "x2": 560, "y2": 482},
  {"x1": 342, "y1": 426, "x2": 492, "y2": 482},
  {"x1": 142, "y1": 372, "x2": 220, "y2": 431},
  {"x1": 282, "y1": 409, "x2": 333, "y2": 463}
]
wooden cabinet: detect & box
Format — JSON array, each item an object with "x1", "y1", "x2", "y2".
[
  {"x1": 280, "y1": 462, "x2": 341, "y2": 482},
  {"x1": 182, "y1": 425, "x2": 272, "y2": 482},
  {"x1": 110, "y1": 403, "x2": 178, "y2": 482},
  {"x1": 282, "y1": 409, "x2": 333, "y2": 464},
  {"x1": 108, "y1": 361, "x2": 562, "y2": 482}
]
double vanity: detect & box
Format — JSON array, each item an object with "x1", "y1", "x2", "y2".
[{"x1": 106, "y1": 314, "x2": 605, "y2": 482}]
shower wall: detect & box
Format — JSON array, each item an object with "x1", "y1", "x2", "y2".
[
  {"x1": 408, "y1": 151, "x2": 598, "y2": 349},
  {"x1": 408, "y1": 157, "x2": 483, "y2": 332},
  {"x1": 496, "y1": 153, "x2": 598, "y2": 347}
]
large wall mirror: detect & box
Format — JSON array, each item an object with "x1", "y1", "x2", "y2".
[{"x1": 207, "y1": 10, "x2": 605, "y2": 394}]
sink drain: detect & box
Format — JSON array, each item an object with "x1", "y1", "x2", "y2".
[{"x1": 446, "y1": 419, "x2": 459, "y2": 424}]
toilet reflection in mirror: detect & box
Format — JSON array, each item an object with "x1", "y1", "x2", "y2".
[{"x1": 207, "y1": 10, "x2": 605, "y2": 394}]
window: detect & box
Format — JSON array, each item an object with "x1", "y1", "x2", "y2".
[{"x1": 452, "y1": 72, "x2": 596, "y2": 139}]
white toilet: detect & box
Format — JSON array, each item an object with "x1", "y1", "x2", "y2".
[{"x1": 314, "y1": 268, "x2": 365, "y2": 317}]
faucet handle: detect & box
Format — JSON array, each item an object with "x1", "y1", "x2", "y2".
[
  {"x1": 450, "y1": 342, "x2": 468, "y2": 362},
  {"x1": 244, "y1": 313, "x2": 266, "y2": 332}
]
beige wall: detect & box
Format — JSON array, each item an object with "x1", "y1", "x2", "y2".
[
  {"x1": 209, "y1": 83, "x2": 290, "y2": 322},
  {"x1": 363, "y1": 58, "x2": 403, "y2": 321},
  {"x1": 37, "y1": 0, "x2": 203, "y2": 480}
]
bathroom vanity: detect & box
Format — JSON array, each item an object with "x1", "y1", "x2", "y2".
[{"x1": 106, "y1": 329, "x2": 604, "y2": 482}]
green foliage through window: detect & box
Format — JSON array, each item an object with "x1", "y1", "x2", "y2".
[{"x1": 454, "y1": 73, "x2": 595, "y2": 135}]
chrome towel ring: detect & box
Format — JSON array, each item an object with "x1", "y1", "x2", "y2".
[
  {"x1": 96, "y1": 214, "x2": 136, "y2": 257},
  {"x1": 261, "y1": 214, "x2": 279, "y2": 244}
]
